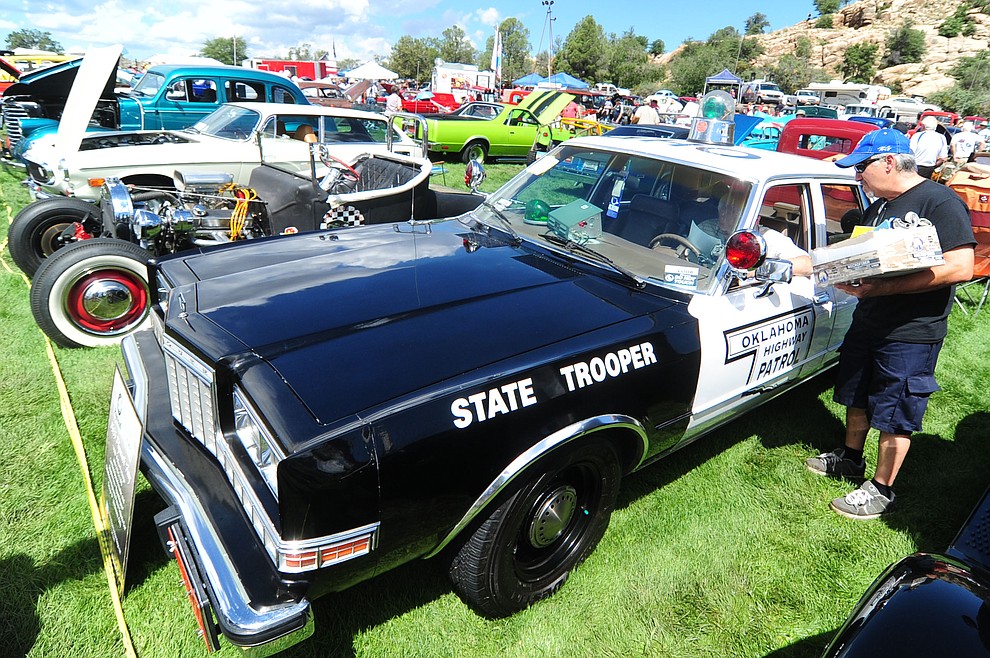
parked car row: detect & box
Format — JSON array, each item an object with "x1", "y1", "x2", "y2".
[{"x1": 6, "y1": 61, "x2": 977, "y2": 657}]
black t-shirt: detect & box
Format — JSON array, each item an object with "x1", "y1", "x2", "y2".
[{"x1": 853, "y1": 179, "x2": 975, "y2": 342}]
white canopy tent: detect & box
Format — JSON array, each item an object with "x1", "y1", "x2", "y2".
[
  {"x1": 142, "y1": 54, "x2": 223, "y2": 66},
  {"x1": 343, "y1": 61, "x2": 398, "y2": 80}
]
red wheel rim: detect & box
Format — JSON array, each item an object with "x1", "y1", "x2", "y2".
[{"x1": 65, "y1": 269, "x2": 148, "y2": 333}]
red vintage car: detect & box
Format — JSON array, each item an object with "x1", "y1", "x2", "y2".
[
  {"x1": 776, "y1": 117, "x2": 877, "y2": 160},
  {"x1": 0, "y1": 55, "x2": 21, "y2": 94}
]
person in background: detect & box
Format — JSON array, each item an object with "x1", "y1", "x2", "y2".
[
  {"x1": 385, "y1": 85, "x2": 403, "y2": 116},
  {"x1": 806, "y1": 129, "x2": 975, "y2": 519},
  {"x1": 632, "y1": 98, "x2": 662, "y2": 125},
  {"x1": 561, "y1": 100, "x2": 581, "y2": 119},
  {"x1": 950, "y1": 121, "x2": 981, "y2": 163},
  {"x1": 976, "y1": 120, "x2": 990, "y2": 150},
  {"x1": 909, "y1": 115, "x2": 948, "y2": 179}
]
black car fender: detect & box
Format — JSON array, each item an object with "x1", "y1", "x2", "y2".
[{"x1": 425, "y1": 412, "x2": 649, "y2": 558}]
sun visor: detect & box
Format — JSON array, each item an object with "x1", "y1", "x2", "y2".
[{"x1": 54, "y1": 44, "x2": 123, "y2": 156}]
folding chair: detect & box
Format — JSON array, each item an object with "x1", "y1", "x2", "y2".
[{"x1": 947, "y1": 164, "x2": 990, "y2": 315}]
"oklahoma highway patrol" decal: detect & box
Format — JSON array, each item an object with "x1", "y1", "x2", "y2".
[{"x1": 723, "y1": 309, "x2": 815, "y2": 385}]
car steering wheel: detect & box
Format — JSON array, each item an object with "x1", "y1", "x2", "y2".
[
  {"x1": 649, "y1": 233, "x2": 702, "y2": 260},
  {"x1": 318, "y1": 145, "x2": 360, "y2": 181}
]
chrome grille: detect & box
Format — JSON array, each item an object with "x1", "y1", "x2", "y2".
[
  {"x1": 2, "y1": 100, "x2": 27, "y2": 149},
  {"x1": 160, "y1": 334, "x2": 283, "y2": 562},
  {"x1": 162, "y1": 336, "x2": 216, "y2": 446}
]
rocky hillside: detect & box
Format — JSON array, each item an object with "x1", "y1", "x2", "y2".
[{"x1": 753, "y1": 0, "x2": 990, "y2": 97}]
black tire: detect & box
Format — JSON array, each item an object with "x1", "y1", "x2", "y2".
[
  {"x1": 448, "y1": 439, "x2": 621, "y2": 617},
  {"x1": 8, "y1": 197, "x2": 102, "y2": 277},
  {"x1": 461, "y1": 140, "x2": 488, "y2": 164},
  {"x1": 526, "y1": 148, "x2": 539, "y2": 165},
  {"x1": 30, "y1": 239, "x2": 151, "y2": 349}
]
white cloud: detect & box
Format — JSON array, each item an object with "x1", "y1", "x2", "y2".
[{"x1": 475, "y1": 8, "x2": 501, "y2": 27}]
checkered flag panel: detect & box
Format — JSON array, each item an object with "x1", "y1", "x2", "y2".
[{"x1": 321, "y1": 205, "x2": 365, "y2": 229}]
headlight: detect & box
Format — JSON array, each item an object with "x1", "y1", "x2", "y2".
[{"x1": 232, "y1": 387, "x2": 282, "y2": 495}]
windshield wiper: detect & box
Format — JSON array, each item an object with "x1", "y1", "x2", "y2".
[
  {"x1": 478, "y1": 200, "x2": 521, "y2": 244},
  {"x1": 541, "y1": 232, "x2": 645, "y2": 288}
]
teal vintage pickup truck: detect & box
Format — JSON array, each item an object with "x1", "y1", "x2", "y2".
[{"x1": 415, "y1": 89, "x2": 588, "y2": 163}]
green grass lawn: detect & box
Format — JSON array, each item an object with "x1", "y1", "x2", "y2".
[{"x1": 2, "y1": 164, "x2": 988, "y2": 658}]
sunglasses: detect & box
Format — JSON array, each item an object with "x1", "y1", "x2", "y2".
[{"x1": 854, "y1": 156, "x2": 885, "y2": 173}]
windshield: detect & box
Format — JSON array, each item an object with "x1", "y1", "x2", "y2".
[
  {"x1": 474, "y1": 145, "x2": 754, "y2": 293},
  {"x1": 192, "y1": 105, "x2": 262, "y2": 140},
  {"x1": 131, "y1": 71, "x2": 165, "y2": 97}
]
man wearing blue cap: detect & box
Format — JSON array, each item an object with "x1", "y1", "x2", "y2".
[{"x1": 805, "y1": 128, "x2": 975, "y2": 519}]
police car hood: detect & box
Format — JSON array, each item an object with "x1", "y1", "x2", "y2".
[{"x1": 166, "y1": 220, "x2": 678, "y2": 425}]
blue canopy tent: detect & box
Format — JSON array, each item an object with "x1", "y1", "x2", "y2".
[
  {"x1": 547, "y1": 72, "x2": 589, "y2": 89},
  {"x1": 512, "y1": 73, "x2": 546, "y2": 87},
  {"x1": 703, "y1": 68, "x2": 742, "y2": 96}
]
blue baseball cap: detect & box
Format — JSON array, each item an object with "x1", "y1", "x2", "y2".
[{"x1": 835, "y1": 128, "x2": 912, "y2": 168}]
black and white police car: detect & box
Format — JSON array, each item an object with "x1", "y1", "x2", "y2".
[{"x1": 111, "y1": 92, "x2": 867, "y2": 653}]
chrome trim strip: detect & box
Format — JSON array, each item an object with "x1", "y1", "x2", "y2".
[
  {"x1": 425, "y1": 414, "x2": 648, "y2": 557},
  {"x1": 142, "y1": 441, "x2": 313, "y2": 645}
]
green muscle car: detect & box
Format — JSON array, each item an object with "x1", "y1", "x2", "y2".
[{"x1": 418, "y1": 90, "x2": 579, "y2": 163}]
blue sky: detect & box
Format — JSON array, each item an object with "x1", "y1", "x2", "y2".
[{"x1": 1, "y1": 0, "x2": 813, "y2": 67}]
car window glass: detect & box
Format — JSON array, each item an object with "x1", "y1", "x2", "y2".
[
  {"x1": 227, "y1": 80, "x2": 264, "y2": 102},
  {"x1": 322, "y1": 117, "x2": 378, "y2": 143},
  {"x1": 188, "y1": 79, "x2": 217, "y2": 103},
  {"x1": 194, "y1": 105, "x2": 261, "y2": 138},
  {"x1": 272, "y1": 86, "x2": 299, "y2": 104},
  {"x1": 507, "y1": 109, "x2": 537, "y2": 126},
  {"x1": 165, "y1": 80, "x2": 188, "y2": 101},
  {"x1": 757, "y1": 184, "x2": 810, "y2": 252},
  {"x1": 479, "y1": 145, "x2": 757, "y2": 293},
  {"x1": 797, "y1": 132, "x2": 855, "y2": 154},
  {"x1": 131, "y1": 71, "x2": 164, "y2": 97},
  {"x1": 822, "y1": 184, "x2": 864, "y2": 245}
]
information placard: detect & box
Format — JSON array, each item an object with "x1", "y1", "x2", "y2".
[{"x1": 100, "y1": 365, "x2": 144, "y2": 595}]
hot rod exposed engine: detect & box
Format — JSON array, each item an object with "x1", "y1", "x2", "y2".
[{"x1": 100, "y1": 172, "x2": 269, "y2": 254}]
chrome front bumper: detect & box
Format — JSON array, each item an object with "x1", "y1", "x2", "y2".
[{"x1": 121, "y1": 333, "x2": 314, "y2": 655}]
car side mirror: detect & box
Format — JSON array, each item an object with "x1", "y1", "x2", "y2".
[{"x1": 752, "y1": 258, "x2": 793, "y2": 298}]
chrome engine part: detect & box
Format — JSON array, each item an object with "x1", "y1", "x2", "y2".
[{"x1": 100, "y1": 175, "x2": 268, "y2": 255}]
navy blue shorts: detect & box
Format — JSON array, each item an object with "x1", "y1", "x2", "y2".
[{"x1": 832, "y1": 326, "x2": 943, "y2": 435}]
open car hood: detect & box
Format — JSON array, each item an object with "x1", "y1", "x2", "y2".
[
  {"x1": 515, "y1": 90, "x2": 576, "y2": 126},
  {"x1": 53, "y1": 44, "x2": 123, "y2": 156}
]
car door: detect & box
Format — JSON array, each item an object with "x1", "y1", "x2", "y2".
[
  {"x1": 151, "y1": 77, "x2": 221, "y2": 129},
  {"x1": 684, "y1": 181, "x2": 851, "y2": 433},
  {"x1": 495, "y1": 108, "x2": 540, "y2": 156}
]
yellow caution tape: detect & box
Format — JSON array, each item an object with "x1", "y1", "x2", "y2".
[{"x1": 1, "y1": 186, "x2": 137, "y2": 657}]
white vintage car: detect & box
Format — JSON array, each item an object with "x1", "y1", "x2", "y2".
[
  {"x1": 876, "y1": 95, "x2": 940, "y2": 118},
  {"x1": 22, "y1": 102, "x2": 420, "y2": 201}
]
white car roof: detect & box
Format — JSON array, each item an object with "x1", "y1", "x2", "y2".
[
  {"x1": 567, "y1": 134, "x2": 858, "y2": 182},
  {"x1": 224, "y1": 102, "x2": 387, "y2": 122}
]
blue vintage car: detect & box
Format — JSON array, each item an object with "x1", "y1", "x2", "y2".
[{"x1": 1, "y1": 44, "x2": 307, "y2": 171}]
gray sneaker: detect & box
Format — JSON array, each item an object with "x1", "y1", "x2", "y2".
[
  {"x1": 805, "y1": 448, "x2": 866, "y2": 479},
  {"x1": 830, "y1": 481, "x2": 895, "y2": 520}
]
